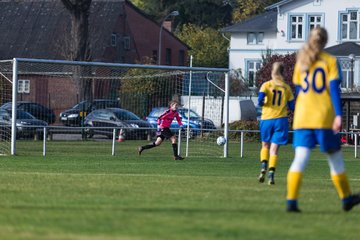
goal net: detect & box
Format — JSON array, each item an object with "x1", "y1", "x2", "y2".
[{"x1": 0, "y1": 59, "x2": 229, "y2": 157}]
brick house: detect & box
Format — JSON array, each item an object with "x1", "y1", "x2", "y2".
[{"x1": 0, "y1": 0, "x2": 189, "y2": 120}]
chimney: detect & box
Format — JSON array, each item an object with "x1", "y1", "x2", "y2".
[{"x1": 162, "y1": 20, "x2": 173, "y2": 32}]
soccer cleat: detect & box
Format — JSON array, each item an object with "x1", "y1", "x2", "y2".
[
  {"x1": 343, "y1": 193, "x2": 360, "y2": 212},
  {"x1": 174, "y1": 156, "x2": 184, "y2": 160},
  {"x1": 138, "y1": 146, "x2": 143, "y2": 155},
  {"x1": 258, "y1": 169, "x2": 266, "y2": 183},
  {"x1": 286, "y1": 205, "x2": 301, "y2": 213},
  {"x1": 268, "y1": 172, "x2": 275, "y2": 185}
]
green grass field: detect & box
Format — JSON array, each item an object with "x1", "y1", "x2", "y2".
[{"x1": 0, "y1": 140, "x2": 360, "y2": 240}]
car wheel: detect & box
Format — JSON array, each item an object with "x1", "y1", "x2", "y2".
[{"x1": 84, "y1": 127, "x2": 94, "y2": 138}]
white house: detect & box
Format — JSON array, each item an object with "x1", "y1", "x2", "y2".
[{"x1": 222, "y1": 0, "x2": 360, "y2": 90}]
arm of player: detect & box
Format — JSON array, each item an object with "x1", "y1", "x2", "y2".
[
  {"x1": 329, "y1": 79, "x2": 342, "y2": 133},
  {"x1": 258, "y1": 92, "x2": 265, "y2": 107},
  {"x1": 175, "y1": 112, "x2": 182, "y2": 127},
  {"x1": 287, "y1": 100, "x2": 295, "y2": 111}
]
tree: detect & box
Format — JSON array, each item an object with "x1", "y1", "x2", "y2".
[
  {"x1": 61, "y1": 0, "x2": 93, "y2": 101},
  {"x1": 231, "y1": 0, "x2": 273, "y2": 22},
  {"x1": 256, "y1": 53, "x2": 297, "y2": 91},
  {"x1": 176, "y1": 24, "x2": 228, "y2": 68},
  {"x1": 131, "y1": 0, "x2": 233, "y2": 28}
]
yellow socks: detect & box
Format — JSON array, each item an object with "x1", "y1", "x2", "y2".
[
  {"x1": 287, "y1": 171, "x2": 303, "y2": 200},
  {"x1": 331, "y1": 172, "x2": 351, "y2": 199},
  {"x1": 260, "y1": 148, "x2": 269, "y2": 162},
  {"x1": 269, "y1": 155, "x2": 278, "y2": 171}
]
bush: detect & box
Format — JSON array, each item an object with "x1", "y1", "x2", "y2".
[{"x1": 229, "y1": 120, "x2": 260, "y2": 142}]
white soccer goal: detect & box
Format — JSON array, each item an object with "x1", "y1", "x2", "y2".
[{"x1": 0, "y1": 58, "x2": 230, "y2": 157}]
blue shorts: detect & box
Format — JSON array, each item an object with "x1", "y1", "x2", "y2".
[
  {"x1": 293, "y1": 129, "x2": 341, "y2": 152},
  {"x1": 260, "y1": 118, "x2": 289, "y2": 145}
]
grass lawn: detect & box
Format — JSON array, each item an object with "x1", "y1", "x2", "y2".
[{"x1": 0, "y1": 140, "x2": 359, "y2": 239}]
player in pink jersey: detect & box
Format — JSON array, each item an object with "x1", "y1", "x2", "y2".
[{"x1": 138, "y1": 100, "x2": 185, "y2": 160}]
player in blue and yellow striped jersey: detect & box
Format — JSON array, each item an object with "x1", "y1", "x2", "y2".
[
  {"x1": 258, "y1": 62, "x2": 295, "y2": 185},
  {"x1": 286, "y1": 27, "x2": 360, "y2": 212}
]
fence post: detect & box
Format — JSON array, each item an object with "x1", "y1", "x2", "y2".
[
  {"x1": 355, "y1": 132, "x2": 358, "y2": 159},
  {"x1": 43, "y1": 127, "x2": 47, "y2": 157},
  {"x1": 112, "y1": 128, "x2": 116, "y2": 156},
  {"x1": 240, "y1": 131, "x2": 244, "y2": 158},
  {"x1": 178, "y1": 129, "x2": 182, "y2": 156}
]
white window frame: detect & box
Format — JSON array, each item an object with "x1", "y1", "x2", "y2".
[
  {"x1": 308, "y1": 15, "x2": 323, "y2": 31},
  {"x1": 340, "y1": 10, "x2": 360, "y2": 41},
  {"x1": 18, "y1": 79, "x2": 30, "y2": 93},
  {"x1": 246, "y1": 60, "x2": 261, "y2": 88},
  {"x1": 340, "y1": 59, "x2": 354, "y2": 89},
  {"x1": 290, "y1": 15, "x2": 304, "y2": 40}
]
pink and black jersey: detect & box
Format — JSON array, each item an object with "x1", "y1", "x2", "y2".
[{"x1": 157, "y1": 109, "x2": 182, "y2": 128}]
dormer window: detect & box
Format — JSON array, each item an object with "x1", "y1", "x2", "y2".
[{"x1": 247, "y1": 32, "x2": 264, "y2": 45}]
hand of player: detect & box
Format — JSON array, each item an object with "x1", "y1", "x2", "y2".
[{"x1": 332, "y1": 116, "x2": 342, "y2": 134}]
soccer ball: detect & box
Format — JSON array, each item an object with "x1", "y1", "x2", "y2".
[{"x1": 216, "y1": 136, "x2": 226, "y2": 146}]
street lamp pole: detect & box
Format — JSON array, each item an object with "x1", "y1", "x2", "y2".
[
  {"x1": 349, "y1": 53, "x2": 355, "y2": 88},
  {"x1": 158, "y1": 10, "x2": 179, "y2": 65},
  {"x1": 346, "y1": 53, "x2": 356, "y2": 144}
]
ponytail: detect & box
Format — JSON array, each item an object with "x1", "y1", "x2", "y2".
[{"x1": 297, "y1": 27, "x2": 328, "y2": 72}]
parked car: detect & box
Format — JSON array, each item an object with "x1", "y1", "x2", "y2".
[
  {"x1": 84, "y1": 108, "x2": 153, "y2": 140},
  {"x1": 146, "y1": 107, "x2": 217, "y2": 135},
  {"x1": 59, "y1": 99, "x2": 121, "y2": 126},
  {"x1": 0, "y1": 101, "x2": 56, "y2": 124},
  {"x1": 0, "y1": 115, "x2": 11, "y2": 140},
  {"x1": 0, "y1": 109, "x2": 48, "y2": 139}
]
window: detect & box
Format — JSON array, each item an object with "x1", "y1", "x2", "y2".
[
  {"x1": 341, "y1": 11, "x2": 359, "y2": 40},
  {"x1": 247, "y1": 32, "x2": 264, "y2": 45},
  {"x1": 123, "y1": 36, "x2": 130, "y2": 50},
  {"x1": 340, "y1": 59, "x2": 355, "y2": 89},
  {"x1": 247, "y1": 61, "x2": 261, "y2": 88},
  {"x1": 309, "y1": 15, "x2": 322, "y2": 30},
  {"x1": 111, "y1": 33, "x2": 117, "y2": 47},
  {"x1": 291, "y1": 15, "x2": 303, "y2": 40},
  {"x1": 165, "y1": 48, "x2": 172, "y2": 65},
  {"x1": 18, "y1": 80, "x2": 30, "y2": 93}
]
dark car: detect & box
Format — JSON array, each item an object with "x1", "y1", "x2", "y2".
[
  {"x1": 84, "y1": 108, "x2": 153, "y2": 140},
  {"x1": 59, "y1": 99, "x2": 121, "y2": 126},
  {"x1": 0, "y1": 101, "x2": 56, "y2": 124},
  {"x1": 0, "y1": 115, "x2": 11, "y2": 140},
  {"x1": 146, "y1": 107, "x2": 216, "y2": 134},
  {"x1": 0, "y1": 109, "x2": 48, "y2": 139}
]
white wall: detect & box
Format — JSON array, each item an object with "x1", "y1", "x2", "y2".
[{"x1": 181, "y1": 96, "x2": 257, "y2": 127}]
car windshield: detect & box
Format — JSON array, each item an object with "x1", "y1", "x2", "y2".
[
  {"x1": 72, "y1": 101, "x2": 91, "y2": 110},
  {"x1": 114, "y1": 110, "x2": 140, "y2": 120},
  {"x1": 16, "y1": 111, "x2": 36, "y2": 119},
  {"x1": 178, "y1": 109, "x2": 200, "y2": 118}
]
